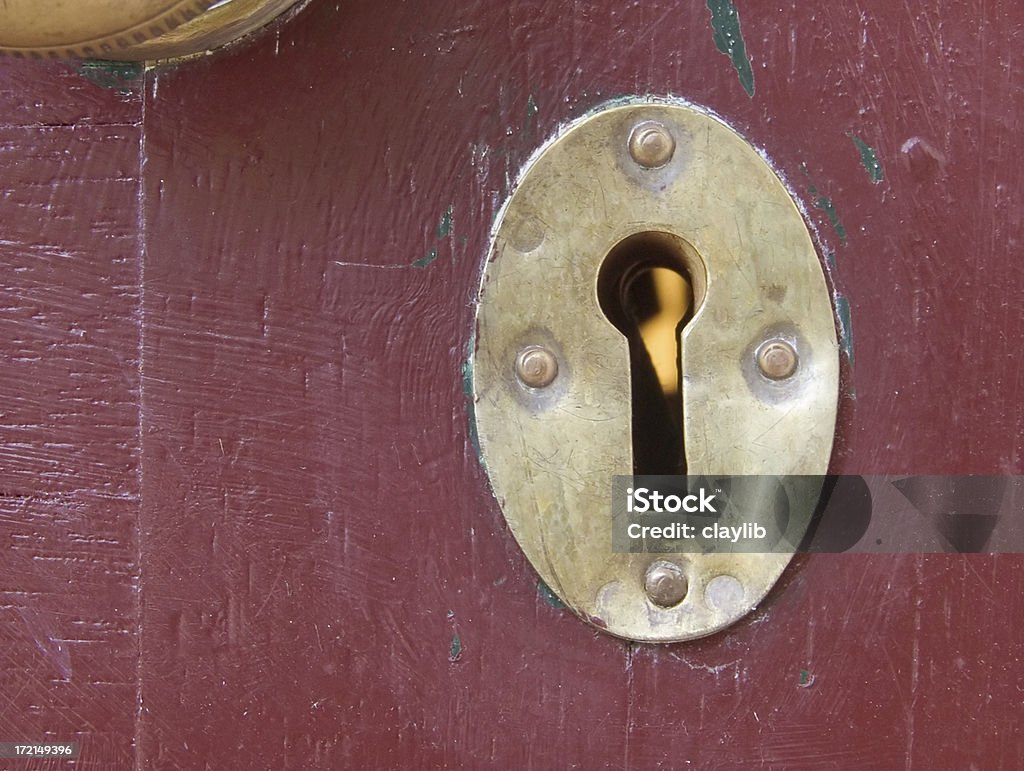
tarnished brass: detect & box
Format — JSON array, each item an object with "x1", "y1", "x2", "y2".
[
  {"x1": 515, "y1": 346, "x2": 559, "y2": 389},
  {"x1": 757, "y1": 339, "x2": 799, "y2": 380},
  {"x1": 472, "y1": 100, "x2": 839, "y2": 642},
  {"x1": 628, "y1": 121, "x2": 676, "y2": 169},
  {"x1": 644, "y1": 561, "x2": 689, "y2": 608},
  {"x1": 0, "y1": 0, "x2": 304, "y2": 62}
]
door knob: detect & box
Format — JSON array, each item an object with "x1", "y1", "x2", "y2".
[{"x1": 0, "y1": 0, "x2": 304, "y2": 61}]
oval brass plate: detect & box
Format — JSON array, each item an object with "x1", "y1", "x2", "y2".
[{"x1": 472, "y1": 100, "x2": 839, "y2": 642}]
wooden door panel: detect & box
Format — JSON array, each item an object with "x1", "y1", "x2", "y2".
[
  {"x1": 2, "y1": 0, "x2": 1023, "y2": 767},
  {"x1": 0, "y1": 62, "x2": 142, "y2": 767}
]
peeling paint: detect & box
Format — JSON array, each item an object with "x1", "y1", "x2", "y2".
[
  {"x1": 526, "y1": 94, "x2": 539, "y2": 122},
  {"x1": 74, "y1": 60, "x2": 143, "y2": 95},
  {"x1": 436, "y1": 204, "x2": 454, "y2": 238},
  {"x1": 462, "y1": 335, "x2": 480, "y2": 455},
  {"x1": 537, "y1": 579, "x2": 566, "y2": 609},
  {"x1": 706, "y1": 0, "x2": 755, "y2": 97},
  {"x1": 448, "y1": 633, "x2": 463, "y2": 662},
  {"x1": 835, "y1": 293, "x2": 854, "y2": 367},
  {"x1": 414, "y1": 205, "x2": 454, "y2": 267},
  {"x1": 848, "y1": 133, "x2": 884, "y2": 183},
  {"x1": 519, "y1": 94, "x2": 540, "y2": 143},
  {"x1": 801, "y1": 164, "x2": 848, "y2": 244},
  {"x1": 811, "y1": 190, "x2": 848, "y2": 243},
  {"x1": 413, "y1": 248, "x2": 439, "y2": 268},
  {"x1": 798, "y1": 669, "x2": 816, "y2": 688}
]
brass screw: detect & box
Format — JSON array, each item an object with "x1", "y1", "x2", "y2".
[
  {"x1": 644, "y1": 561, "x2": 688, "y2": 608},
  {"x1": 628, "y1": 121, "x2": 676, "y2": 169},
  {"x1": 515, "y1": 345, "x2": 558, "y2": 388},
  {"x1": 757, "y1": 339, "x2": 799, "y2": 380}
]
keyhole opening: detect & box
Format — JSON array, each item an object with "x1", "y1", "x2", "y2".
[{"x1": 598, "y1": 232, "x2": 705, "y2": 476}]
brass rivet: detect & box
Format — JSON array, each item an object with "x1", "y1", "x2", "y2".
[
  {"x1": 644, "y1": 561, "x2": 688, "y2": 608},
  {"x1": 628, "y1": 121, "x2": 676, "y2": 169},
  {"x1": 515, "y1": 345, "x2": 558, "y2": 388},
  {"x1": 509, "y1": 215, "x2": 546, "y2": 253},
  {"x1": 757, "y1": 339, "x2": 799, "y2": 380},
  {"x1": 704, "y1": 574, "x2": 745, "y2": 614}
]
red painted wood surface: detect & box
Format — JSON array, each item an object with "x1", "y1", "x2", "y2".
[
  {"x1": 2, "y1": 1, "x2": 1023, "y2": 768},
  {"x1": 0, "y1": 64, "x2": 142, "y2": 769}
]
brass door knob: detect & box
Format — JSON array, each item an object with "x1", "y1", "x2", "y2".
[{"x1": 0, "y1": 0, "x2": 305, "y2": 62}]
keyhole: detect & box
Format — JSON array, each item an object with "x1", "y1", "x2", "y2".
[{"x1": 598, "y1": 232, "x2": 703, "y2": 476}]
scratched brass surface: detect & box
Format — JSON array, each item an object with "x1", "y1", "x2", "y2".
[{"x1": 473, "y1": 100, "x2": 840, "y2": 642}]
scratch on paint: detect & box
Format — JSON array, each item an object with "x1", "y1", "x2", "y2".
[
  {"x1": 848, "y1": 133, "x2": 885, "y2": 183},
  {"x1": 414, "y1": 205, "x2": 454, "y2": 267},
  {"x1": 668, "y1": 651, "x2": 741, "y2": 676},
  {"x1": 448, "y1": 633, "x2": 463, "y2": 662},
  {"x1": 17, "y1": 608, "x2": 72, "y2": 680},
  {"x1": 538, "y1": 579, "x2": 566, "y2": 609},
  {"x1": 706, "y1": 0, "x2": 755, "y2": 97},
  {"x1": 74, "y1": 60, "x2": 143, "y2": 95},
  {"x1": 835, "y1": 294, "x2": 854, "y2": 368}
]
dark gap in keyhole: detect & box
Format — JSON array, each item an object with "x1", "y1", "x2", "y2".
[{"x1": 598, "y1": 232, "x2": 695, "y2": 476}]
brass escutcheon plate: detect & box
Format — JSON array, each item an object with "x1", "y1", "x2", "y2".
[{"x1": 472, "y1": 99, "x2": 840, "y2": 642}]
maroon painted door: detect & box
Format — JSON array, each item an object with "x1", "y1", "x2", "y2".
[{"x1": 1, "y1": 1, "x2": 1022, "y2": 768}]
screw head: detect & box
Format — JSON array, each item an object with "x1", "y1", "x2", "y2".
[
  {"x1": 515, "y1": 345, "x2": 559, "y2": 388},
  {"x1": 644, "y1": 560, "x2": 688, "y2": 608},
  {"x1": 628, "y1": 121, "x2": 676, "y2": 169},
  {"x1": 756, "y1": 339, "x2": 799, "y2": 380}
]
